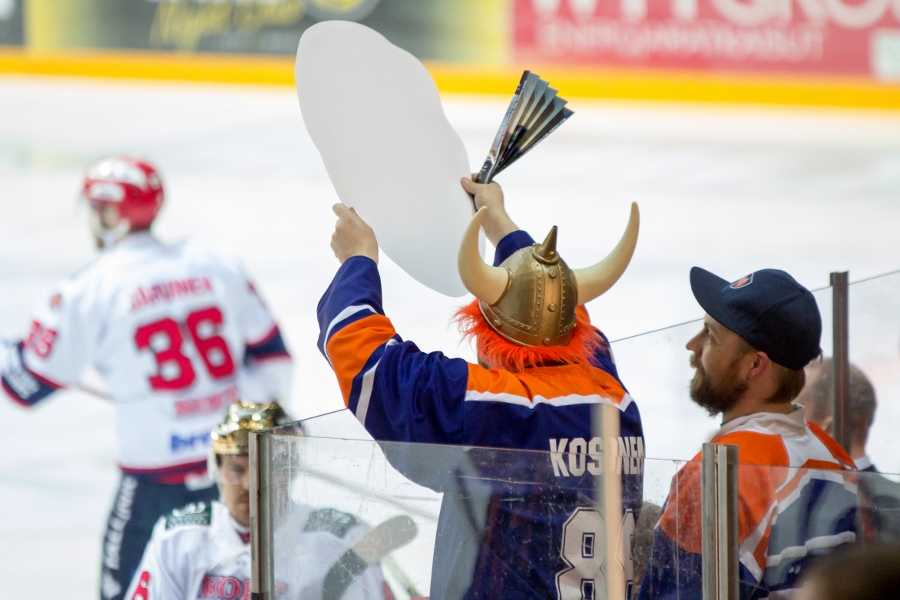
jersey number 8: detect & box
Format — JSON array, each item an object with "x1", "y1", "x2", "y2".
[
  {"x1": 134, "y1": 306, "x2": 235, "y2": 391},
  {"x1": 557, "y1": 508, "x2": 636, "y2": 600}
]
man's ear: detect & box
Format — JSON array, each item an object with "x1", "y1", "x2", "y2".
[{"x1": 746, "y1": 351, "x2": 770, "y2": 381}]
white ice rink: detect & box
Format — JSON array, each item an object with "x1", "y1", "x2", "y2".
[{"x1": 2, "y1": 74, "x2": 900, "y2": 598}]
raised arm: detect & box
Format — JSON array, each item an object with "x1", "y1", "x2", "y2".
[
  {"x1": 460, "y1": 177, "x2": 519, "y2": 247},
  {"x1": 320, "y1": 205, "x2": 468, "y2": 444},
  {"x1": 330, "y1": 203, "x2": 379, "y2": 265}
]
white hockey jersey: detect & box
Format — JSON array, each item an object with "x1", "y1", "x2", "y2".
[
  {"x1": 0, "y1": 233, "x2": 292, "y2": 475},
  {"x1": 125, "y1": 500, "x2": 390, "y2": 600}
]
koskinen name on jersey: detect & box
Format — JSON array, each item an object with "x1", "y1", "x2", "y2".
[
  {"x1": 130, "y1": 277, "x2": 213, "y2": 312},
  {"x1": 549, "y1": 436, "x2": 645, "y2": 477}
]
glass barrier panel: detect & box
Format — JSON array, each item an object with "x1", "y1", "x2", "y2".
[
  {"x1": 857, "y1": 468, "x2": 900, "y2": 546},
  {"x1": 610, "y1": 320, "x2": 710, "y2": 462},
  {"x1": 607, "y1": 283, "x2": 833, "y2": 463},
  {"x1": 266, "y1": 426, "x2": 689, "y2": 600},
  {"x1": 298, "y1": 408, "x2": 374, "y2": 442},
  {"x1": 844, "y1": 270, "x2": 900, "y2": 474},
  {"x1": 712, "y1": 462, "x2": 900, "y2": 598},
  {"x1": 633, "y1": 460, "x2": 900, "y2": 599},
  {"x1": 297, "y1": 275, "x2": 842, "y2": 466}
]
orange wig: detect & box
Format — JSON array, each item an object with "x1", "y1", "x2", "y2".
[{"x1": 455, "y1": 300, "x2": 607, "y2": 373}]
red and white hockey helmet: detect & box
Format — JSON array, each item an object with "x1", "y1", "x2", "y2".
[{"x1": 81, "y1": 156, "x2": 164, "y2": 235}]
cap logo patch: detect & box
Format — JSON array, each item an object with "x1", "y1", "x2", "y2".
[{"x1": 730, "y1": 274, "x2": 754, "y2": 289}]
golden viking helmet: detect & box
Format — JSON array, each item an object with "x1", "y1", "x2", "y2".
[
  {"x1": 457, "y1": 203, "x2": 640, "y2": 347},
  {"x1": 211, "y1": 400, "x2": 292, "y2": 456}
]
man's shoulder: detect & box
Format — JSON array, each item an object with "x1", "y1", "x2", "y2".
[
  {"x1": 60, "y1": 235, "x2": 166, "y2": 289},
  {"x1": 54, "y1": 252, "x2": 110, "y2": 293},
  {"x1": 714, "y1": 428, "x2": 791, "y2": 467}
]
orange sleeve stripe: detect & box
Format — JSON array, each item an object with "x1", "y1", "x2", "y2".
[
  {"x1": 659, "y1": 461, "x2": 703, "y2": 552},
  {"x1": 465, "y1": 363, "x2": 626, "y2": 403},
  {"x1": 325, "y1": 314, "x2": 397, "y2": 407},
  {"x1": 713, "y1": 431, "x2": 790, "y2": 466},
  {"x1": 715, "y1": 432, "x2": 787, "y2": 544},
  {"x1": 775, "y1": 458, "x2": 853, "y2": 503},
  {"x1": 808, "y1": 421, "x2": 856, "y2": 467},
  {"x1": 660, "y1": 433, "x2": 789, "y2": 554}
]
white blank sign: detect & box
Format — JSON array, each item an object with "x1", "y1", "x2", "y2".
[{"x1": 296, "y1": 20, "x2": 480, "y2": 297}]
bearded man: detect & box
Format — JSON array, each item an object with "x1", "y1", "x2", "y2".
[{"x1": 638, "y1": 268, "x2": 860, "y2": 600}]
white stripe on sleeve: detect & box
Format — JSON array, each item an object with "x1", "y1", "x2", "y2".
[
  {"x1": 322, "y1": 304, "x2": 377, "y2": 367},
  {"x1": 354, "y1": 339, "x2": 398, "y2": 427}
]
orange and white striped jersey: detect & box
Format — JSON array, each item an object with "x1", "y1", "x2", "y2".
[{"x1": 638, "y1": 406, "x2": 858, "y2": 599}]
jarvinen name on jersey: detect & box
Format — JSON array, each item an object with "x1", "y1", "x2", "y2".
[
  {"x1": 130, "y1": 277, "x2": 213, "y2": 312},
  {"x1": 549, "y1": 436, "x2": 645, "y2": 477},
  {"x1": 174, "y1": 386, "x2": 238, "y2": 418}
]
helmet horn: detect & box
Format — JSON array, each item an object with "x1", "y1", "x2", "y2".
[
  {"x1": 573, "y1": 202, "x2": 640, "y2": 305},
  {"x1": 534, "y1": 226, "x2": 559, "y2": 263},
  {"x1": 458, "y1": 207, "x2": 509, "y2": 305}
]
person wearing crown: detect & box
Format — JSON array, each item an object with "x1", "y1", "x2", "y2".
[
  {"x1": 124, "y1": 400, "x2": 392, "y2": 600},
  {"x1": 318, "y1": 177, "x2": 645, "y2": 599}
]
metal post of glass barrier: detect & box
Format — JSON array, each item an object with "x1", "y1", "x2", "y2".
[
  {"x1": 831, "y1": 271, "x2": 850, "y2": 452},
  {"x1": 701, "y1": 443, "x2": 739, "y2": 600},
  {"x1": 249, "y1": 431, "x2": 275, "y2": 600},
  {"x1": 592, "y1": 403, "x2": 626, "y2": 600}
]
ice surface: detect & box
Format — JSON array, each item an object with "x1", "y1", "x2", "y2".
[{"x1": 2, "y1": 75, "x2": 900, "y2": 598}]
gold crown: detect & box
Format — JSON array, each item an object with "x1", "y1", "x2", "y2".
[{"x1": 210, "y1": 400, "x2": 291, "y2": 456}]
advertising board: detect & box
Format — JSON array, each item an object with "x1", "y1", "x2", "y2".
[
  {"x1": 0, "y1": 0, "x2": 23, "y2": 46},
  {"x1": 17, "y1": 0, "x2": 501, "y2": 63},
  {"x1": 513, "y1": 0, "x2": 900, "y2": 80}
]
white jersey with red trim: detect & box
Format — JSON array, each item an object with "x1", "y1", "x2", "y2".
[
  {"x1": 125, "y1": 500, "x2": 389, "y2": 600},
  {"x1": 0, "y1": 233, "x2": 292, "y2": 474}
]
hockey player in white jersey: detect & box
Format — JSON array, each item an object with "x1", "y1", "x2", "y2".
[
  {"x1": 125, "y1": 400, "x2": 395, "y2": 600},
  {"x1": 0, "y1": 157, "x2": 293, "y2": 600}
]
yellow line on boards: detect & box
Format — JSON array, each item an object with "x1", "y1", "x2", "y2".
[
  {"x1": 429, "y1": 63, "x2": 900, "y2": 110},
  {"x1": 1, "y1": 47, "x2": 899, "y2": 110},
  {"x1": 0, "y1": 47, "x2": 296, "y2": 85}
]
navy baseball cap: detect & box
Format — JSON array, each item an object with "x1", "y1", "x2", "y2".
[{"x1": 690, "y1": 267, "x2": 822, "y2": 370}]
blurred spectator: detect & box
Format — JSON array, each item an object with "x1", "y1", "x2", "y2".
[
  {"x1": 794, "y1": 544, "x2": 900, "y2": 600},
  {"x1": 799, "y1": 358, "x2": 876, "y2": 469},
  {"x1": 633, "y1": 501, "x2": 662, "y2": 590},
  {"x1": 124, "y1": 400, "x2": 395, "y2": 600},
  {"x1": 798, "y1": 359, "x2": 900, "y2": 543}
]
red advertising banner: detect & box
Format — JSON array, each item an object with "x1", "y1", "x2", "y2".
[{"x1": 513, "y1": 0, "x2": 900, "y2": 80}]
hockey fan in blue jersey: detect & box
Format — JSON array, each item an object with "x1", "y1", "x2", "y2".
[
  {"x1": 317, "y1": 177, "x2": 645, "y2": 599},
  {"x1": 0, "y1": 157, "x2": 292, "y2": 600}
]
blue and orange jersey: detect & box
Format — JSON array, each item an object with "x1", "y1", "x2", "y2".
[
  {"x1": 638, "y1": 408, "x2": 859, "y2": 600},
  {"x1": 317, "y1": 231, "x2": 645, "y2": 599}
]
